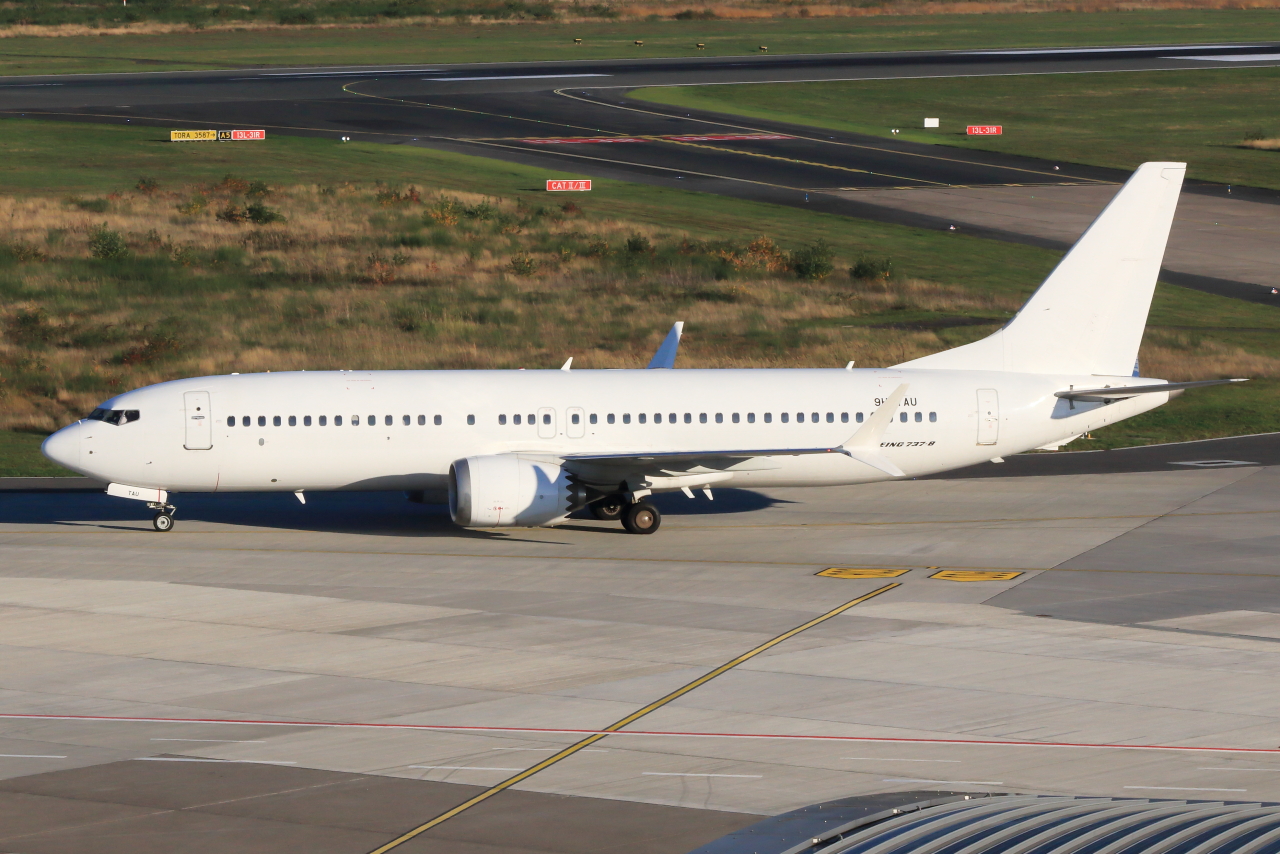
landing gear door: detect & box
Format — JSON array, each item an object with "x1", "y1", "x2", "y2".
[
  {"x1": 537, "y1": 406, "x2": 556, "y2": 439},
  {"x1": 184, "y1": 391, "x2": 213, "y2": 450},
  {"x1": 976, "y1": 388, "x2": 999, "y2": 446}
]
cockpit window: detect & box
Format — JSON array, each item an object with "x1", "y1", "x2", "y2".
[{"x1": 87, "y1": 408, "x2": 139, "y2": 425}]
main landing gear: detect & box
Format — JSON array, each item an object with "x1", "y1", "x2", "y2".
[
  {"x1": 622, "y1": 501, "x2": 661, "y2": 535},
  {"x1": 148, "y1": 502, "x2": 176, "y2": 532},
  {"x1": 589, "y1": 494, "x2": 626, "y2": 522}
]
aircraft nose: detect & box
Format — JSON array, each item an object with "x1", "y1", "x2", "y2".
[{"x1": 41, "y1": 423, "x2": 81, "y2": 471}]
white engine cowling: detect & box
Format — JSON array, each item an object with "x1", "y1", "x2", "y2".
[{"x1": 449, "y1": 455, "x2": 583, "y2": 528}]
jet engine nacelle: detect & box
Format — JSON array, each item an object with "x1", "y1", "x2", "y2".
[{"x1": 449, "y1": 454, "x2": 586, "y2": 527}]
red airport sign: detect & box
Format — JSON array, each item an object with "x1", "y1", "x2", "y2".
[
  {"x1": 966, "y1": 125, "x2": 1003, "y2": 135},
  {"x1": 231, "y1": 129, "x2": 266, "y2": 141},
  {"x1": 546, "y1": 179, "x2": 592, "y2": 191}
]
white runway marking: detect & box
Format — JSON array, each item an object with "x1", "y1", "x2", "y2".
[
  {"x1": 844, "y1": 757, "x2": 961, "y2": 763},
  {"x1": 135, "y1": 763, "x2": 296, "y2": 768},
  {"x1": 151, "y1": 738, "x2": 265, "y2": 743},
  {"x1": 1183, "y1": 53, "x2": 1280, "y2": 62},
  {"x1": 0, "y1": 753, "x2": 66, "y2": 759},
  {"x1": 1200, "y1": 767, "x2": 1280, "y2": 772},
  {"x1": 491, "y1": 747, "x2": 608, "y2": 752},
  {"x1": 1124, "y1": 785, "x2": 1247, "y2": 792},
  {"x1": 885, "y1": 778, "x2": 1004, "y2": 785},
  {"x1": 642, "y1": 772, "x2": 763, "y2": 778}
]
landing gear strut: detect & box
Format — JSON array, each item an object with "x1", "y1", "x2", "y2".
[
  {"x1": 590, "y1": 494, "x2": 626, "y2": 522},
  {"x1": 148, "y1": 501, "x2": 176, "y2": 532},
  {"x1": 622, "y1": 501, "x2": 661, "y2": 535}
]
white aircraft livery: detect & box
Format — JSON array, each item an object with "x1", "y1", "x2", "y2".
[{"x1": 42, "y1": 162, "x2": 1244, "y2": 534}]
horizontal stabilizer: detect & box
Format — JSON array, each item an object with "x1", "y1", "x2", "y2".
[
  {"x1": 1056, "y1": 378, "x2": 1247, "y2": 402},
  {"x1": 647, "y1": 322, "x2": 684, "y2": 369}
]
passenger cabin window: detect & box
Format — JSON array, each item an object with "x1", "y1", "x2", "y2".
[
  {"x1": 841, "y1": 413, "x2": 849, "y2": 423},
  {"x1": 227, "y1": 416, "x2": 235, "y2": 427},
  {"x1": 513, "y1": 414, "x2": 521, "y2": 425},
  {"x1": 747, "y1": 413, "x2": 755, "y2": 423},
  {"x1": 639, "y1": 413, "x2": 647, "y2": 424},
  {"x1": 403, "y1": 415, "x2": 410, "y2": 426},
  {"x1": 353, "y1": 415, "x2": 360, "y2": 425},
  {"x1": 915, "y1": 412, "x2": 923, "y2": 422},
  {"x1": 273, "y1": 416, "x2": 282, "y2": 427},
  {"x1": 623, "y1": 413, "x2": 631, "y2": 424},
  {"x1": 434, "y1": 415, "x2": 442, "y2": 425},
  {"x1": 418, "y1": 415, "x2": 425, "y2": 426},
  {"x1": 685, "y1": 413, "x2": 692, "y2": 424},
  {"x1": 930, "y1": 412, "x2": 937, "y2": 422},
  {"x1": 812, "y1": 412, "x2": 820, "y2": 423},
  {"x1": 258, "y1": 416, "x2": 266, "y2": 427},
  {"x1": 856, "y1": 412, "x2": 864, "y2": 423},
  {"x1": 764, "y1": 413, "x2": 772, "y2": 423},
  {"x1": 590, "y1": 414, "x2": 598, "y2": 425},
  {"x1": 335, "y1": 415, "x2": 343, "y2": 426},
  {"x1": 467, "y1": 414, "x2": 476, "y2": 425},
  {"x1": 541, "y1": 413, "x2": 550, "y2": 425},
  {"x1": 368, "y1": 414, "x2": 376, "y2": 426},
  {"x1": 571, "y1": 413, "x2": 580, "y2": 425},
  {"x1": 899, "y1": 412, "x2": 908, "y2": 422},
  {"x1": 781, "y1": 413, "x2": 789, "y2": 423},
  {"x1": 304, "y1": 416, "x2": 312, "y2": 426},
  {"x1": 712, "y1": 413, "x2": 720, "y2": 423},
  {"x1": 243, "y1": 416, "x2": 251, "y2": 427},
  {"x1": 796, "y1": 413, "x2": 803, "y2": 423},
  {"x1": 608, "y1": 414, "x2": 615, "y2": 424},
  {"x1": 319, "y1": 415, "x2": 327, "y2": 426},
  {"x1": 288, "y1": 416, "x2": 296, "y2": 426},
  {"x1": 499, "y1": 414, "x2": 507, "y2": 425}
]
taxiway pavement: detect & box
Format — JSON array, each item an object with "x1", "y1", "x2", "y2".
[{"x1": 2, "y1": 446, "x2": 1280, "y2": 852}]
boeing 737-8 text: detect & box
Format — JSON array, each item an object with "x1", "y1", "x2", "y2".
[{"x1": 40, "y1": 163, "x2": 1245, "y2": 534}]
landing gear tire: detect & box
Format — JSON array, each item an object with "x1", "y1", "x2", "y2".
[
  {"x1": 622, "y1": 502, "x2": 661, "y2": 535},
  {"x1": 590, "y1": 495, "x2": 626, "y2": 521},
  {"x1": 152, "y1": 512, "x2": 174, "y2": 532}
]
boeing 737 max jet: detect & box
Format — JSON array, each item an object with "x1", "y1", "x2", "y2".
[{"x1": 41, "y1": 162, "x2": 1245, "y2": 534}]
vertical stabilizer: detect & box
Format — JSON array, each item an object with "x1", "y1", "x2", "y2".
[{"x1": 898, "y1": 162, "x2": 1185, "y2": 376}]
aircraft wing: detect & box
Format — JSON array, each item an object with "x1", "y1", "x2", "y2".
[{"x1": 1055, "y1": 378, "x2": 1247, "y2": 402}]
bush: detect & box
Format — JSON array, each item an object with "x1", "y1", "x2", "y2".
[
  {"x1": 673, "y1": 8, "x2": 717, "y2": 19},
  {"x1": 136, "y1": 176, "x2": 159, "y2": 195},
  {"x1": 508, "y1": 255, "x2": 539, "y2": 276},
  {"x1": 88, "y1": 225, "x2": 129, "y2": 260},
  {"x1": 791, "y1": 240, "x2": 834, "y2": 280},
  {"x1": 246, "y1": 202, "x2": 285, "y2": 224},
  {"x1": 850, "y1": 256, "x2": 894, "y2": 281},
  {"x1": 216, "y1": 204, "x2": 249, "y2": 224},
  {"x1": 246, "y1": 180, "x2": 271, "y2": 199},
  {"x1": 625, "y1": 234, "x2": 652, "y2": 254},
  {"x1": 4, "y1": 309, "x2": 55, "y2": 348},
  {"x1": 69, "y1": 197, "x2": 110, "y2": 213}
]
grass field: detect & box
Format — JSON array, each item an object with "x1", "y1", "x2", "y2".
[
  {"x1": 0, "y1": 10, "x2": 1277, "y2": 76},
  {"x1": 635, "y1": 66, "x2": 1280, "y2": 190},
  {"x1": 0, "y1": 117, "x2": 1276, "y2": 476}
]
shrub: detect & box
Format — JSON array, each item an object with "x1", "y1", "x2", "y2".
[
  {"x1": 136, "y1": 176, "x2": 159, "y2": 195},
  {"x1": 850, "y1": 256, "x2": 894, "y2": 282},
  {"x1": 116, "y1": 334, "x2": 181, "y2": 365},
  {"x1": 216, "y1": 204, "x2": 249, "y2": 224},
  {"x1": 791, "y1": 240, "x2": 834, "y2": 280},
  {"x1": 246, "y1": 180, "x2": 271, "y2": 198},
  {"x1": 2, "y1": 241, "x2": 47, "y2": 263},
  {"x1": 625, "y1": 234, "x2": 652, "y2": 254},
  {"x1": 245, "y1": 202, "x2": 285, "y2": 224},
  {"x1": 88, "y1": 225, "x2": 128, "y2": 260},
  {"x1": 176, "y1": 195, "x2": 207, "y2": 216},
  {"x1": 673, "y1": 8, "x2": 717, "y2": 19},
  {"x1": 69, "y1": 197, "x2": 110, "y2": 213},
  {"x1": 508, "y1": 255, "x2": 539, "y2": 276},
  {"x1": 5, "y1": 309, "x2": 55, "y2": 347},
  {"x1": 376, "y1": 186, "x2": 422, "y2": 206}
]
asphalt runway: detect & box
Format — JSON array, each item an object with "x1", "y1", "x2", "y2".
[{"x1": 5, "y1": 42, "x2": 1280, "y2": 300}]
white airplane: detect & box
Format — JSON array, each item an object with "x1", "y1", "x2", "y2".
[{"x1": 42, "y1": 162, "x2": 1244, "y2": 534}]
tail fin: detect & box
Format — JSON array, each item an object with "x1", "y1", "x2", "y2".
[{"x1": 897, "y1": 162, "x2": 1186, "y2": 376}]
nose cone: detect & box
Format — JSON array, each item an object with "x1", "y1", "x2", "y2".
[{"x1": 42, "y1": 423, "x2": 82, "y2": 472}]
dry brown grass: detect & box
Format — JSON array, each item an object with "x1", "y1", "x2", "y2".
[
  {"x1": 1241, "y1": 138, "x2": 1280, "y2": 150},
  {"x1": 1, "y1": 178, "x2": 1268, "y2": 433}
]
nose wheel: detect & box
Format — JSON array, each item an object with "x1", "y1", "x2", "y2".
[
  {"x1": 148, "y1": 502, "x2": 176, "y2": 532},
  {"x1": 622, "y1": 502, "x2": 661, "y2": 535}
]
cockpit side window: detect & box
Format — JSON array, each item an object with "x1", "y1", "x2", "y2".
[{"x1": 87, "y1": 408, "x2": 140, "y2": 426}]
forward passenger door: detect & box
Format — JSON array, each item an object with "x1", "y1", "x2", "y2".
[{"x1": 184, "y1": 391, "x2": 213, "y2": 450}]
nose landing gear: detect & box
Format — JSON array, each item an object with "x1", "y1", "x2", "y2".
[{"x1": 148, "y1": 502, "x2": 176, "y2": 532}]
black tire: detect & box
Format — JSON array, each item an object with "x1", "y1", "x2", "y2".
[
  {"x1": 153, "y1": 513, "x2": 174, "y2": 532},
  {"x1": 622, "y1": 502, "x2": 661, "y2": 535},
  {"x1": 590, "y1": 495, "x2": 626, "y2": 521}
]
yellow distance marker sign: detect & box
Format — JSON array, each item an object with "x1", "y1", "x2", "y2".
[
  {"x1": 171, "y1": 129, "x2": 217, "y2": 141},
  {"x1": 930, "y1": 570, "x2": 1024, "y2": 582},
  {"x1": 818, "y1": 567, "x2": 911, "y2": 579}
]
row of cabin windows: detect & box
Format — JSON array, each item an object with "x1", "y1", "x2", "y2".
[
  {"x1": 498, "y1": 411, "x2": 939, "y2": 425},
  {"x1": 228, "y1": 411, "x2": 940, "y2": 428},
  {"x1": 228, "y1": 414, "x2": 447, "y2": 427}
]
